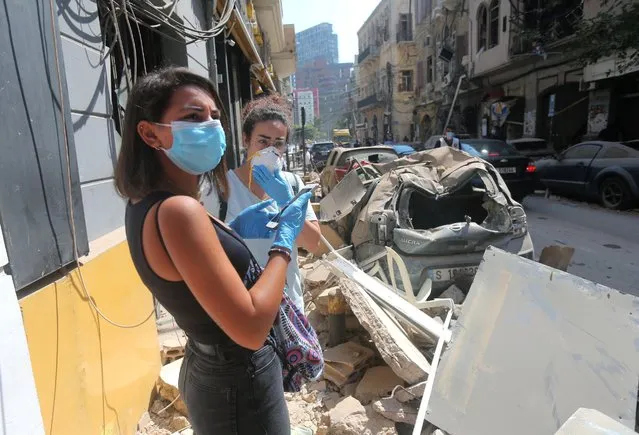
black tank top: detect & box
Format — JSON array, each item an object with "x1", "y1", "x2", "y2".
[{"x1": 125, "y1": 191, "x2": 260, "y2": 345}]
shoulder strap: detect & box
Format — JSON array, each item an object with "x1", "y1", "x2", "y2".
[
  {"x1": 153, "y1": 197, "x2": 173, "y2": 257},
  {"x1": 219, "y1": 199, "x2": 228, "y2": 222}
]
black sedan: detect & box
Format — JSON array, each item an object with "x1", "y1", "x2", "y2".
[
  {"x1": 535, "y1": 141, "x2": 639, "y2": 210},
  {"x1": 461, "y1": 139, "x2": 536, "y2": 201}
]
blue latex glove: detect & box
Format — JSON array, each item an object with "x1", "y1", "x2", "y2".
[
  {"x1": 228, "y1": 199, "x2": 277, "y2": 239},
  {"x1": 252, "y1": 164, "x2": 294, "y2": 207},
  {"x1": 272, "y1": 191, "x2": 312, "y2": 252}
]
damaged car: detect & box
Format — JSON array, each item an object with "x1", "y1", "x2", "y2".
[{"x1": 320, "y1": 147, "x2": 534, "y2": 298}]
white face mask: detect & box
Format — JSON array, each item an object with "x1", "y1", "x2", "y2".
[{"x1": 250, "y1": 146, "x2": 283, "y2": 173}]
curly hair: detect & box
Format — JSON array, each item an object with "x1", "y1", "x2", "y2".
[{"x1": 241, "y1": 93, "x2": 293, "y2": 141}]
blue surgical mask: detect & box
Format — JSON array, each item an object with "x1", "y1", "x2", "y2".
[{"x1": 158, "y1": 119, "x2": 226, "y2": 175}]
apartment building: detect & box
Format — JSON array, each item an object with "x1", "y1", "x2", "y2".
[
  {"x1": 412, "y1": 0, "x2": 470, "y2": 141},
  {"x1": 356, "y1": 0, "x2": 417, "y2": 143},
  {"x1": 460, "y1": 0, "x2": 587, "y2": 147},
  {"x1": 294, "y1": 88, "x2": 320, "y2": 125},
  {"x1": 296, "y1": 22, "x2": 339, "y2": 66}
]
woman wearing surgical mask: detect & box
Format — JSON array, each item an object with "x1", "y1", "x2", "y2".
[
  {"x1": 224, "y1": 94, "x2": 321, "y2": 312},
  {"x1": 115, "y1": 67, "x2": 308, "y2": 434}
]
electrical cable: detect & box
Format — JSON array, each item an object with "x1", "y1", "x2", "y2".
[{"x1": 48, "y1": 0, "x2": 155, "y2": 329}]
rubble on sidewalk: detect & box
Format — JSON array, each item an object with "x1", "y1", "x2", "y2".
[
  {"x1": 355, "y1": 366, "x2": 405, "y2": 404},
  {"x1": 322, "y1": 341, "x2": 375, "y2": 387},
  {"x1": 338, "y1": 278, "x2": 431, "y2": 384},
  {"x1": 160, "y1": 337, "x2": 186, "y2": 365},
  {"x1": 372, "y1": 397, "x2": 419, "y2": 425},
  {"x1": 328, "y1": 396, "x2": 398, "y2": 435},
  {"x1": 156, "y1": 358, "x2": 188, "y2": 417}
]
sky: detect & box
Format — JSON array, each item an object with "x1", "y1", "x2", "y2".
[{"x1": 282, "y1": 0, "x2": 382, "y2": 63}]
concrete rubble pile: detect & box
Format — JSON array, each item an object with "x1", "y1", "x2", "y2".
[{"x1": 294, "y1": 254, "x2": 457, "y2": 435}]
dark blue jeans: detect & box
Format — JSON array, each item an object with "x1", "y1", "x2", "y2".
[{"x1": 178, "y1": 340, "x2": 290, "y2": 435}]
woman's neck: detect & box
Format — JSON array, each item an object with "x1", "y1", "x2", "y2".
[{"x1": 235, "y1": 164, "x2": 266, "y2": 199}]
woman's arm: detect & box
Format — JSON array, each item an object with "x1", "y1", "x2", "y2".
[
  {"x1": 296, "y1": 220, "x2": 321, "y2": 254},
  {"x1": 157, "y1": 196, "x2": 288, "y2": 350}
]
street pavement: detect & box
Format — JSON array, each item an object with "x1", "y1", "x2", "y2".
[{"x1": 522, "y1": 194, "x2": 639, "y2": 297}]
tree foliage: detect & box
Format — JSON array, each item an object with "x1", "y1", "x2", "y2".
[
  {"x1": 291, "y1": 124, "x2": 318, "y2": 143},
  {"x1": 575, "y1": 0, "x2": 639, "y2": 73}
]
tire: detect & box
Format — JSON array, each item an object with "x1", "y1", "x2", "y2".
[{"x1": 599, "y1": 176, "x2": 633, "y2": 210}]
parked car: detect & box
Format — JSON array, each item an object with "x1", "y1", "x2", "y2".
[
  {"x1": 535, "y1": 141, "x2": 639, "y2": 210},
  {"x1": 320, "y1": 147, "x2": 534, "y2": 297},
  {"x1": 309, "y1": 141, "x2": 335, "y2": 171},
  {"x1": 461, "y1": 139, "x2": 536, "y2": 201},
  {"x1": 507, "y1": 138, "x2": 555, "y2": 160},
  {"x1": 320, "y1": 146, "x2": 399, "y2": 195}
]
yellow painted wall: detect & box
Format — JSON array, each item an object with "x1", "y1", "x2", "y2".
[{"x1": 20, "y1": 242, "x2": 161, "y2": 435}]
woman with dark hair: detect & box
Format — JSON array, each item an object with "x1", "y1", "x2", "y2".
[
  {"x1": 115, "y1": 67, "x2": 308, "y2": 434},
  {"x1": 224, "y1": 94, "x2": 321, "y2": 311}
]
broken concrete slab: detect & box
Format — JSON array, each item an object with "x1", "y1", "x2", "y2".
[
  {"x1": 328, "y1": 396, "x2": 398, "y2": 435},
  {"x1": 373, "y1": 397, "x2": 418, "y2": 425},
  {"x1": 394, "y1": 381, "x2": 426, "y2": 403},
  {"x1": 437, "y1": 285, "x2": 465, "y2": 305},
  {"x1": 316, "y1": 286, "x2": 341, "y2": 315},
  {"x1": 323, "y1": 341, "x2": 375, "y2": 387},
  {"x1": 338, "y1": 278, "x2": 430, "y2": 384},
  {"x1": 305, "y1": 264, "x2": 334, "y2": 289},
  {"x1": 355, "y1": 366, "x2": 405, "y2": 404},
  {"x1": 426, "y1": 247, "x2": 639, "y2": 435},
  {"x1": 156, "y1": 358, "x2": 188, "y2": 417},
  {"x1": 555, "y1": 408, "x2": 639, "y2": 434}
]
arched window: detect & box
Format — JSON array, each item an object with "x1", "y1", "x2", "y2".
[
  {"x1": 489, "y1": 0, "x2": 500, "y2": 48},
  {"x1": 477, "y1": 4, "x2": 487, "y2": 51}
]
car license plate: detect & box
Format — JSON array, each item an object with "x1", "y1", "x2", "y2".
[
  {"x1": 429, "y1": 266, "x2": 479, "y2": 282},
  {"x1": 497, "y1": 167, "x2": 517, "y2": 174}
]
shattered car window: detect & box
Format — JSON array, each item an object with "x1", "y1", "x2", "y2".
[{"x1": 336, "y1": 149, "x2": 398, "y2": 166}]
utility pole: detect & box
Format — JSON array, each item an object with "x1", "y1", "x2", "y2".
[{"x1": 301, "y1": 107, "x2": 307, "y2": 175}]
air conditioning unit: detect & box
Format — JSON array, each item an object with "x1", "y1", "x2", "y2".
[
  {"x1": 461, "y1": 55, "x2": 470, "y2": 67},
  {"x1": 442, "y1": 74, "x2": 451, "y2": 86},
  {"x1": 439, "y1": 45, "x2": 454, "y2": 62}
]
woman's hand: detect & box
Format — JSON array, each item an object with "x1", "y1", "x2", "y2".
[
  {"x1": 228, "y1": 199, "x2": 276, "y2": 239},
  {"x1": 272, "y1": 192, "x2": 312, "y2": 252},
  {"x1": 252, "y1": 165, "x2": 293, "y2": 207}
]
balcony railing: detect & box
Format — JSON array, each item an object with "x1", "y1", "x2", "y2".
[
  {"x1": 358, "y1": 45, "x2": 380, "y2": 64},
  {"x1": 357, "y1": 94, "x2": 382, "y2": 109},
  {"x1": 358, "y1": 47, "x2": 370, "y2": 63}
]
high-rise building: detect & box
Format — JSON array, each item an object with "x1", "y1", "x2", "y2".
[
  {"x1": 296, "y1": 23, "x2": 339, "y2": 66},
  {"x1": 293, "y1": 88, "x2": 320, "y2": 125},
  {"x1": 296, "y1": 58, "x2": 353, "y2": 135}
]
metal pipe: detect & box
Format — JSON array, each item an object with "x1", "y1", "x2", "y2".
[{"x1": 443, "y1": 73, "x2": 466, "y2": 133}]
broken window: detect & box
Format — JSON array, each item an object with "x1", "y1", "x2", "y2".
[
  {"x1": 405, "y1": 177, "x2": 489, "y2": 231},
  {"x1": 397, "y1": 14, "x2": 413, "y2": 42},
  {"x1": 399, "y1": 70, "x2": 414, "y2": 92},
  {"x1": 489, "y1": 0, "x2": 500, "y2": 48},
  {"x1": 477, "y1": 4, "x2": 488, "y2": 51}
]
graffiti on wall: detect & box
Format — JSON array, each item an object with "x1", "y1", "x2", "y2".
[{"x1": 524, "y1": 111, "x2": 536, "y2": 137}]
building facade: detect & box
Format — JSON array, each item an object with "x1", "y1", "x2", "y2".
[
  {"x1": 296, "y1": 58, "x2": 354, "y2": 135},
  {"x1": 0, "y1": 0, "x2": 294, "y2": 433},
  {"x1": 295, "y1": 23, "x2": 339, "y2": 66},
  {"x1": 294, "y1": 88, "x2": 320, "y2": 125},
  {"x1": 356, "y1": 0, "x2": 417, "y2": 143}
]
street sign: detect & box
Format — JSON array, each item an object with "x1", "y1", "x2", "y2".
[{"x1": 548, "y1": 94, "x2": 556, "y2": 117}]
